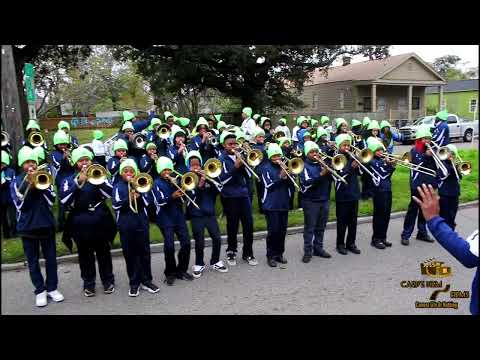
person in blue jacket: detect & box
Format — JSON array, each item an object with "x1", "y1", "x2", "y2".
[
  {"x1": 139, "y1": 142, "x2": 159, "y2": 179},
  {"x1": 260, "y1": 143, "x2": 293, "y2": 267},
  {"x1": 188, "y1": 117, "x2": 216, "y2": 161},
  {"x1": 431, "y1": 110, "x2": 450, "y2": 147},
  {"x1": 11, "y1": 146, "x2": 64, "y2": 307},
  {"x1": 112, "y1": 158, "x2": 160, "y2": 297},
  {"x1": 119, "y1": 110, "x2": 151, "y2": 136},
  {"x1": 57, "y1": 120, "x2": 79, "y2": 149},
  {"x1": 299, "y1": 141, "x2": 332, "y2": 263},
  {"x1": 152, "y1": 157, "x2": 194, "y2": 286},
  {"x1": 366, "y1": 137, "x2": 396, "y2": 249},
  {"x1": 1, "y1": 150, "x2": 17, "y2": 238},
  {"x1": 21, "y1": 120, "x2": 49, "y2": 154},
  {"x1": 334, "y1": 134, "x2": 362, "y2": 255},
  {"x1": 250, "y1": 127, "x2": 268, "y2": 215},
  {"x1": 184, "y1": 150, "x2": 228, "y2": 278},
  {"x1": 412, "y1": 183, "x2": 478, "y2": 316},
  {"x1": 117, "y1": 121, "x2": 145, "y2": 163},
  {"x1": 106, "y1": 139, "x2": 132, "y2": 185},
  {"x1": 379, "y1": 120, "x2": 402, "y2": 154},
  {"x1": 217, "y1": 131, "x2": 258, "y2": 267},
  {"x1": 167, "y1": 129, "x2": 188, "y2": 175}
]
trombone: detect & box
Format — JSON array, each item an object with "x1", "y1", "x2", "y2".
[
  {"x1": 342, "y1": 144, "x2": 380, "y2": 184},
  {"x1": 276, "y1": 157, "x2": 304, "y2": 190},
  {"x1": 425, "y1": 142, "x2": 448, "y2": 176},
  {"x1": 192, "y1": 158, "x2": 223, "y2": 188},
  {"x1": 380, "y1": 152, "x2": 437, "y2": 177},
  {"x1": 17, "y1": 164, "x2": 52, "y2": 199},
  {"x1": 312, "y1": 152, "x2": 348, "y2": 184},
  {"x1": 234, "y1": 144, "x2": 263, "y2": 180},
  {"x1": 431, "y1": 143, "x2": 472, "y2": 178},
  {"x1": 28, "y1": 131, "x2": 45, "y2": 147},
  {"x1": 128, "y1": 173, "x2": 153, "y2": 213},
  {"x1": 347, "y1": 131, "x2": 362, "y2": 143},
  {"x1": 86, "y1": 164, "x2": 108, "y2": 185},
  {"x1": 167, "y1": 171, "x2": 200, "y2": 209}
]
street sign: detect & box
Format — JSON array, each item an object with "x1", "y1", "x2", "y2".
[{"x1": 23, "y1": 63, "x2": 36, "y2": 104}]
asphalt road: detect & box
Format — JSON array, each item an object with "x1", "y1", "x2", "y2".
[{"x1": 2, "y1": 207, "x2": 477, "y2": 315}]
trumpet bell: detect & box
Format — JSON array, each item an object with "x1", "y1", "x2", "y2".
[
  {"x1": 437, "y1": 147, "x2": 450, "y2": 161},
  {"x1": 133, "y1": 133, "x2": 147, "y2": 149},
  {"x1": 1, "y1": 131, "x2": 9, "y2": 147},
  {"x1": 204, "y1": 158, "x2": 222, "y2": 178},
  {"x1": 247, "y1": 149, "x2": 263, "y2": 167},
  {"x1": 288, "y1": 158, "x2": 304, "y2": 175},
  {"x1": 457, "y1": 161, "x2": 472, "y2": 176},
  {"x1": 181, "y1": 172, "x2": 198, "y2": 191},
  {"x1": 331, "y1": 154, "x2": 347, "y2": 171},
  {"x1": 33, "y1": 171, "x2": 53, "y2": 190},
  {"x1": 132, "y1": 173, "x2": 153, "y2": 193},
  {"x1": 158, "y1": 125, "x2": 171, "y2": 140},
  {"x1": 86, "y1": 164, "x2": 108, "y2": 185},
  {"x1": 357, "y1": 148, "x2": 373, "y2": 163},
  {"x1": 28, "y1": 131, "x2": 45, "y2": 147}
]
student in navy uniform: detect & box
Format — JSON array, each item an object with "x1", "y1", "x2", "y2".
[
  {"x1": 189, "y1": 117, "x2": 216, "y2": 161},
  {"x1": 183, "y1": 150, "x2": 228, "y2": 278},
  {"x1": 50, "y1": 130, "x2": 75, "y2": 231},
  {"x1": 277, "y1": 137, "x2": 296, "y2": 211},
  {"x1": 57, "y1": 120, "x2": 79, "y2": 148},
  {"x1": 119, "y1": 110, "x2": 151, "y2": 136},
  {"x1": 316, "y1": 128, "x2": 335, "y2": 157},
  {"x1": 437, "y1": 144, "x2": 462, "y2": 230},
  {"x1": 1, "y1": 150, "x2": 17, "y2": 238},
  {"x1": 350, "y1": 119, "x2": 365, "y2": 150},
  {"x1": 299, "y1": 141, "x2": 332, "y2": 263},
  {"x1": 361, "y1": 117, "x2": 371, "y2": 139},
  {"x1": 260, "y1": 117, "x2": 274, "y2": 143},
  {"x1": 146, "y1": 118, "x2": 162, "y2": 143},
  {"x1": 294, "y1": 129, "x2": 311, "y2": 210},
  {"x1": 60, "y1": 147, "x2": 116, "y2": 297},
  {"x1": 118, "y1": 121, "x2": 145, "y2": 163},
  {"x1": 22, "y1": 120, "x2": 49, "y2": 153},
  {"x1": 260, "y1": 143, "x2": 292, "y2": 267},
  {"x1": 361, "y1": 120, "x2": 381, "y2": 200},
  {"x1": 91, "y1": 129, "x2": 106, "y2": 167},
  {"x1": 334, "y1": 134, "x2": 362, "y2": 255},
  {"x1": 400, "y1": 126, "x2": 442, "y2": 245},
  {"x1": 167, "y1": 129, "x2": 188, "y2": 175},
  {"x1": 379, "y1": 120, "x2": 403, "y2": 154},
  {"x1": 251, "y1": 127, "x2": 268, "y2": 215},
  {"x1": 139, "y1": 142, "x2": 160, "y2": 179},
  {"x1": 112, "y1": 158, "x2": 160, "y2": 297},
  {"x1": 431, "y1": 110, "x2": 450, "y2": 147},
  {"x1": 107, "y1": 139, "x2": 131, "y2": 185},
  {"x1": 366, "y1": 137, "x2": 396, "y2": 249},
  {"x1": 218, "y1": 131, "x2": 258, "y2": 267},
  {"x1": 151, "y1": 157, "x2": 194, "y2": 285},
  {"x1": 11, "y1": 146, "x2": 64, "y2": 307}
]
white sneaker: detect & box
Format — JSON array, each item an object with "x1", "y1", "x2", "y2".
[
  {"x1": 35, "y1": 291, "x2": 47, "y2": 307},
  {"x1": 226, "y1": 253, "x2": 237, "y2": 266},
  {"x1": 192, "y1": 265, "x2": 206, "y2": 278},
  {"x1": 47, "y1": 290, "x2": 65, "y2": 302},
  {"x1": 243, "y1": 256, "x2": 258, "y2": 266},
  {"x1": 212, "y1": 261, "x2": 228, "y2": 273}
]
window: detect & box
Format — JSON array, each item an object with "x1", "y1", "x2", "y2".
[
  {"x1": 339, "y1": 90, "x2": 345, "y2": 109},
  {"x1": 363, "y1": 97, "x2": 371, "y2": 112},
  {"x1": 470, "y1": 99, "x2": 478, "y2": 113},
  {"x1": 447, "y1": 116, "x2": 457, "y2": 124},
  {"x1": 377, "y1": 97, "x2": 386, "y2": 112},
  {"x1": 412, "y1": 97, "x2": 420, "y2": 110}
]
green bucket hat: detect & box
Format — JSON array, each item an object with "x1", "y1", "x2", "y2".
[
  {"x1": 253, "y1": 127, "x2": 266, "y2": 138},
  {"x1": 18, "y1": 146, "x2": 38, "y2": 166},
  {"x1": 93, "y1": 129, "x2": 104, "y2": 140},
  {"x1": 214, "y1": 114, "x2": 222, "y2": 122},
  {"x1": 235, "y1": 129, "x2": 245, "y2": 140},
  {"x1": 446, "y1": 144, "x2": 459, "y2": 158},
  {"x1": 362, "y1": 117, "x2": 371, "y2": 126},
  {"x1": 320, "y1": 115, "x2": 330, "y2": 125},
  {"x1": 172, "y1": 128, "x2": 186, "y2": 139},
  {"x1": 26, "y1": 119, "x2": 41, "y2": 131},
  {"x1": 252, "y1": 114, "x2": 261, "y2": 121},
  {"x1": 122, "y1": 121, "x2": 134, "y2": 131},
  {"x1": 278, "y1": 118, "x2": 287, "y2": 125},
  {"x1": 335, "y1": 133, "x2": 352, "y2": 147},
  {"x1": 178, "y1": 117, "x2": 190, "y2": 127},
  {"x1": 277, "y1": 137, "x2": 291, "y2": 148},
  {"x1": 367, "y1": 120, "x2": 380, "y2": 131},
  {"x1": 113, "y1": 139, "x2": 128, "y2": 152},
  {"x1": 351, "y1": 119, "x2": 362, "y2": 128},
  {"x1": 304, "y1": 140, "x2": 319, "y2": 157},
  {"x1": 146, "y1": 142, "x2": 157, "y2": 150},
  {"x1": 122, "y1": 111, "x2": 135, "y2": 122},
  {"x1": 267, "y1": 143, "x2": 282, "y2": 159},
  {"x1": 302, "y1": 131, "x2": 312, "y2": 139},
  {"x1": 335, "y1": 118, "x2": 348, "y2": 129},
  {"x1": 185, "y1": 150, "x2": 203, "y2": 167},
  {"x1": 310, "y1": 119, "x2": 318, "y2": 127},
  {"x1": 156, "y1": 156, "x2": 174, "y2": 174},
  {"x1": 415, "y1": 125, "x2": 432, "y2": 139},
  {"x1": 436, "y1": 110, "x2": 449, "y2": 121},
  {"x1": 1, "y1": 150, "x2": 10, "y2": 166},
  {"x1": 164, "y1": 111, "x2": 175, "y2": 121},
  {"x1": 53, "y1": 130, "x2": 69, "y2": 145},
  {"x1": 317, "y1": 127, "x2": 328, "y2": 139},
  {"x1": 296, "y1": 116, "x2": 308, "y2": 126},
  {"x1": 119, "y1": 158, "x2": 138, "y2": 176},
  {"x1": 216, "y1": 121, "x2": 227, "y2": 130},
  {"x1": 57, "y1": 120, "x2": 70, "y2": 131},
  {"x1": 367, "y1": 137, "x2": 385, "y2": 153},
  {"x1": 220, "y1": 131, "x2": 236, "y2": 145},
  {"x1": 195, "y1": 117, "x2": 209, "y2": 130},
  {"x1": 242, "y1": 107, "x2": 253, "y2": 117},
  {"x1": 71, "y1": 147, "x2": 93, "y2": 165},
  {"x1": 32, "y1": 146, "x2": 46, "y2": 161},
  {"x1": 148, "y1": 118, "x2": 162, "y2": 131},
  {"x1": 380, "y1": 120, "x2": 391, "y2": 130}
]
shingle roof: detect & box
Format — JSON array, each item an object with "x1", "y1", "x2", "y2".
[{"x1": 425, "y1": 79, "x2": 479, "y2": 94}]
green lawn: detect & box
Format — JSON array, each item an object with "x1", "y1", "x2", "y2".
[{"x1": 2, "y1": 149, "x2": 478, "y2": 264}]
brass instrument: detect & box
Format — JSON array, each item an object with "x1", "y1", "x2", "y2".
[
  {"x1": 273, "y1": 131, "x2": 285, "y2": 141},
  {"x1": 166, "y1": 172, "x2": 200, "y2": 209},
  {"x1": 132, "y1": 133, "x2": 147, "y2": 149},
  {"x1": 67, "y1": 134, "x2": 78, "y2": 150},
  {"x1": 425, "y1": 142, "x2": 448, "y2": 176},
  {"x1": 63, "y1": 148, "x2": 74, "y2": 165},
  {"x1": 380, "y1": 152, "x2": 437, "y2": 177},
  {"x1": 28, "y1": 131, "x2": 45, "y2": 147},
  {"x1": 350, "y1": 144, "x2": 374, "y2": 164},
  {"x1": 129, "y1": 173, "x2": 153, "y2": 213},
  {"x1": 86, "y1": 164, "x2": 108, "y2": 185},
  {"x1": 453, "y1": 153, "x2": 472, "y2": 178},
  {"x1": 206, "y1": 130, "x2": 218, "y2": 146},
  {"x1": 277, "y1": 157, "x2": 304, "y2": 190},
  {"x1": 339, "y1": 143, "x2": 380, "y2": 183},
  {"x1": 312, "y1": 153, "x2": 348, "y2": 184},
  {"x1": 348, "y1": 131, "x2": 362, "y2": 143},
  {"x1": 1, "y1": 131, "x2": 10, "y2": 147},
  {"x1": 17, "y1": 164, "x2": 52, "y2": 199},
  {"x1": 193, "y1": 158, "x2": 222, "y2": 187},
  {"x1": 291, "y1": 149, "x2": 303, "y2": 158},
  {"x1": 157, "y1": 124, "x2": 171, "y2": 140},
  {"x1": 234, "y1": 144, "x2": 262, "y2": 180}
]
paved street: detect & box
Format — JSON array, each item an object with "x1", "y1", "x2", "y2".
[{"x1": 2, "y1": 207, "x2": 477, "y2": 315}]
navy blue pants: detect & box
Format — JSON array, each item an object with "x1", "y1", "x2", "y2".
[
  {"x1": 401, "y1": 189, "x2": 428, "y2": 240},
  {"x1": 372, "y1": 191, "x2": 392, "y2": 241},
  {"x1": 191, "y1": 216, "x2": 222, "y2": 266},
  {"x1": 336, "y1": 200, "x2": 359, "y2": 247},
  {"x1": 302, "y1": 199, "x2": 329, "y2": 255},
  {"x1": 119, "y1": 223, "x2": 152, "y2": 287},
  {"x1": 21, "y1": 228, "x2": 58, "y2": 295},
  {"x1": 223, "y1": 197, "x2": 254, "y2": 258},
  {"x1": 255, "y1": 180, "x2": 265, "y2": 214},
  {"x1": 361, "y1": 173, "x2": 373, "y2": 199},
  {"x1": 1, "y1": 203, "x2": 17, "y2": 238},
  {"x1": 440, "y1": 196, "x2": 459, "y2": 231},
  {"x1": 265, "y1": 211, "x2": 288, "y2": 258},
  {"x1": 159, "y1": 223, "x2": 191, "y2": 276}
]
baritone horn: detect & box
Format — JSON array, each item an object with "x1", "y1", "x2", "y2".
[
  {"x1": 167, "y1": 171, "x2": 200, "y2": 209},
  {"x1": 157, "y1": 124, "x2": 171, "y2": 140}
]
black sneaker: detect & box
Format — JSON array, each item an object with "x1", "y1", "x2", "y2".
[
  {"x1": 302, "y1": 255, "x2": 312, "y2": 263},
  {"x1": 176, "y1": 272, "x2": 194, "y2": 281},
  {"x1": 314, "y1": 249, "x2": 331, "y2": 258},
  {"x1": 226, "y1": 252, "x2": 237, "y2": 266},
  {"x1": 416, "y1": 234, "x2": 434, "y2": 243},
  {"x1": 128, "y1": 286, "x2": 139, "y2": 297},
  {"x1": 84, "y1": 288, "x2": 96, "y2": 297},
  {"x1": 242, "y1": 256, "x2": 258, "y2": 266},
  {"x1": 267, "y1": 258, "x2": 277, "y2": 267},
  {"x1": 104, "y1": 284, "x2": 115, "y2": 294},
  {"x1": 274, "y1": 256, "x2": 288, "y2": 264},
  {"x1": 401, "y1": 238, "x2": 410, "y2": 246},
  {"x1": 382, "y1": 239, "x2": 392, "y2": 247},
  {"x1": 141, "y1": 282, "x2": 160, "y2": 294},
  {"x1": 347, "y1": 245, "x2": 361, "y2": 254},
  {"x1": 336, "y1": 245, "x2": 348, "y2": 255},
  {"x1": 371, "y1": 240, "x2": 386, "y2": 250},
  {"x1": 164, "y1": 275, "x2": 176, "y2": 286}
]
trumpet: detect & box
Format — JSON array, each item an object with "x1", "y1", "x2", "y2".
[
  {"x1": 206, "y1": 130, "x2": 218, "y2": 146},
  {"x1": 276, "y1": 157, "x2": 304, "y2": 190},
  {"x1": 28, "y1": 131, "x2": 45, "y2": 147},
  {"x1": 1, "y1": 131, "x2": 10, "y2": 147},
  {"x1": 17, "y1": 164, "x2": 52, "y2": 199},
  {"x1": 166, "y1": 172, "x2": 200, "y2": 209},
  {"x1": 312, "y1": 153, "x2": 348, "y2": 184},
  {"x1": 128, "y1": 173, "x2": 153, "y2": 213},
  {"x1": 380, "y1": 152, "x2": 437, "y2": 177},
  {"x1": 192, "y1": 158, "x2": 223, "y2": 188}
]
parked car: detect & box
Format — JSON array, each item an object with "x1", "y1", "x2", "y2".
[{"x1": 399, "y1": 114, "x2": 478, "y2": 144}]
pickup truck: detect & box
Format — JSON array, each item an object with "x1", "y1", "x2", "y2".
[{"x1": 399, "y1": 114, "x2": 478, "y2": 144}]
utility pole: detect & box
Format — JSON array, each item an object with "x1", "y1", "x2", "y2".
[{"x1": 1, "y1": 45, "x2": 24, "y2": 158}]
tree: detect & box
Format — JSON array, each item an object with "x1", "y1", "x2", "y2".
[
  {"x1": 112, "y1": 45, "x2": 390, "y2": 114},
  {"x1": 432, "y1": 55, "x2": 477, "y2": 80}
]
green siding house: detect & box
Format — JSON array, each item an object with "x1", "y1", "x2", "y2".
[{"x1": 426, "y1": 79, "x2": 478, "y2": 120}]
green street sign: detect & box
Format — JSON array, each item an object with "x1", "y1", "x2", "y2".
[
  {"x1": 24, "y1": 63, "x2": 34, "y2": 77},
  {"x1": 24, "y1": 63, "x2": 36, "y2": 103}
]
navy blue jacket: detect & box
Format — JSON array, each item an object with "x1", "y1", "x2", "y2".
[
  {"x1": 334, "y1": 155, "x2": 360, "y2": 202},
  {"x1": 107, "y1": 155, "x2": 137, "y2": 185},
  {"x1": 167, "y1": 144, "x2": 188, "y2": 175},
  {"x1": 432, "y1": 120, "x2": 450, "y2": 147},
  {"x1": 369, "y1": 157, "x2": 395, "y2": 192},
  {"x1": 50, "y1": 149, "x2": 75, "y2": 186},
  {"x1": 1, "y1": 167, "x2": 15, "y2": 205},
  {"x1": 112, "y1": 179, "x2": 150, "y2": 230},
  {"x1": 188, "y1": 134, "x2": 216, "y2": 161},
  {"x1": 427, "y1": 218, "x2": 478, "y2": 315},
  {"x1": 260, "y1": 160, "x2": 291, "y2": 211},
  {"x1": 410, "y1": 148, "x2": 438, "y2": 190},
  {"x1": 139, "y1": 154, "x2": 159, "y2": 179},
  {"x1": 299, "y1": 157, "x2": 331, "y2": 202},
  {"x1": 218, "y1": 150, "x2": 251, "y2": 198},
  {"x1": 10, "y1": 172, "x2": 56, "y2": 233},
  {"x1": 185, "y1": 181, "x2": 220, "y2": 219},
  {"x1": 438, "y1": 160, "x2": 461, "y2": 197},
  {"x1": 151, "y1": 177, "x2": 186, "y2": 227}
]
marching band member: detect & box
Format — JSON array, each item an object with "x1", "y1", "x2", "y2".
[
  {"x1": 292, "y1": 116, "x2": 309, "y2": 147},
  {"x1": 60, "y1": 147, "x2": 116, "y2": 297},
  {"x1": 218, "y1": 132, "x2": 258, "y2": 266},
  {"x1": 366, "y1": 138, "x2": 395, "y2": 249},
  {"x1": 107, "y1": 139, "x2": 130, "y2": 185},
  {"x1": 167, "y1": 129, "x2": 188, "y2": 175},
  {"x1": 350, "y1": 119, "x2": 364, "y2": 149},
  {"x1": 184, "y1": 150, "x2": 228, "y2": 277},
  {"x1": 1, "y1": 150, "x2": 17, "y2": 238},
  {"x1": 32, "y1": 146, "x2": 47, "y2": 167},
  {"x1": 380, "y1": 120, "x2": 402, "y2": 154},
  {"x1": 216, "y1": 120, "x2": 227, "y2": 135},
  {"x1": 361, "y1": 117, "x2": 371, "y2": 138},
  {"x1": 57, "y1": 120, "x2": 79, "y2": 148},
  {"x1": 253, "y1": 114, "x2": 262, "y2": 126},
  {"x1": 152, "y1": 157, "x2": 194, "y2": 285},
  {"x1": 91, "y1": 129, "x2": 106, "y2": 167},
  {"x1": 260, "y1": 117, "x2": 274, "y2": 143},
  {"x1": 252, "y1": 127, "x2": 268, "y2": 214},
  {"x1": 438, "y1": 144, "x2": 462, "y2": 230},
  {"x1": 400, "y1": 126, "x2": 438, "y2": 245},
  {"x1": 120, "y1": 110, "x2": 151, "y2": 134},
  {"x1": 22, "y1": 120, "x2": 48, "y2": 153},
  {"x1": 118, "y1": 121, "x2": 145, "y2": 163},
  {"x1": 319, "y1": 116, "x2": 332, "y2": 140},
  {"x1": 275, "y1": 118, "x2": 291, "y2": 139},
  {"x1": 189, "y1": 117, "x2": 216, "y2": 161},
  {"x1": 112, "y1": 158, "x2": 160, "y2": 297},
  {"x1": 11, "y1": 146, "x2": 64, "y2": 307},
  {"x1": 365, "y1": 120, "x2": 380, "y2": 140},
  {"x1": 259, "y1": 143, "x2": 291, "y2": 267},
  {"x1": 277, "y1": 137, "x2": 296, "y2": 210},
  {"x1": 146, "y1": 118, "x2": 162, "y2": 141},
  {"x1": 299, "y1": 141, "x2": 332, "y2": 263},
  {"x1": 432, "y1": 110, "x2": 450, "y2": 147},
  {"x1": 361, "y1": 120, "x2": 381, "y2": 200},
  {"x1": 139, "y1": 142, "x2": 159, "y2": 178},
  {"x1": 334, "y1": 118, "x2": 349, "y2": 138},
  {"x1": 334, "y1": 134, "x2": 362, "y2": 255},
  {"x1": 240, "y1": 107, "x2": 257, "y2": 142}
]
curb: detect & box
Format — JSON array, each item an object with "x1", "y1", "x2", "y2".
[{"x1": 2, "y1": 200, "x2": 478, "y2": 272}]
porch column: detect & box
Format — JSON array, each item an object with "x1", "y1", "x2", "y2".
[
  {"x1": 371, "y1": 84, "x2": 377, "y2": 113},
  {"x1": 438, "y1": 85, "x2": 444, "y2": 110},
  {"x1": 408, "y1": 85, "x2": 413, "y2": 121}
]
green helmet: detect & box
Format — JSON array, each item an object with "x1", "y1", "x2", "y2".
[
  {"x1": 367, "y1": 120, "x2": 380, "y2": 131},
  {"x1": 446, "y1": 144, "x2": 459, "y2": 158},
  {"x1": 367, "y1": 137, "x2": 385, "y2": 153},
  {"x1": 146, "y1": 142, "x2": 157, "y2": 150},
  {"x1": 93, "y1": 129, "x2": 104, "y2": 140},
  {"x1": 195, "y1": 117, "x2": 209, "y2": 130},
  {"x1": 335, "y1": 118, "x2": 347, "y2": 129},
  {"x1": 320, "y1": 115, "x2": 330, "y2": 125},
  {"x1": 302, "y1": 131, "x2": 312, "y2": 139},
  {"x1": 304, "y1": 140, "x2": 319, "y2": 157},
  {"x1": 266, "y1": 143, "x2": 282, "y2": 159},
  {"x1": 164, "y1": 111, "x2": 175, "y2": 122},
  {"x1": 351, "y1": 119, "x2": 362, "y2": 128},
  {"x1": 335, "y1": 133, "x2": 352, "y2": 147},
  {"x1": 362, "y1": 117, "x2": 371, "y2": 127},
  {"x1": 235, "y1": 129, "x2": 245, "y2": 141},
  {"x1": 26, "y1": 119, "x2": 40, "y2": 131},
  {"x1": 119, "y1": 158, "x2": 138, "y2": 176},
  {"x1": 415, "y1": 125, "x2": 432, "y2": 139},
  {"x1": 253, "y1": 127, "x2": 266, "y2": 138},
  {"x1": 71, "y1": 147, "x2": 93, "y2": 165},
  {"x1": 18, "y1": 146, "x2": 38, "y2": 166},
  {"x1": 220, "y1": 131, "x2": 236, "y2": 145},
  {"x1": 317, "y1": 127, "x2": 328, "y2": 139},
  {"x1": 216, "y1": 121, "x2": 227, "y2": 131},
  {"x1": 32, "y1": 146, "x2": 46, "y2": 161},
  {"x1": 380, "y1": 120, "x2": 391, "y2": 130},
  {"x1": 57, "y1": 120, "x2": 70, "y2": 131},
  {"x1": 122, "y1": 121, "x2": 134, "y2": 131},
  {"x1": 1, "y1": 150, "x2": 10, "y2": 166},
  {"x1": 148, "y1": 118, "x2": 162, "y2": 131},
  {"x1": 113, "y1": 139, "x2": 128, "y2": 152},
  {"x1": 242, "y1": 107, "x2": 253, "y2": 117},
  {"x1": 156, "y1": 156, "x2": 174, "y2": 174},
  {"x1": 123, "y1": 111, "x2": 135, "y2": 122},
  {"x1": 185, "y1": 150, "x2": 203, "y2": 167},
  {"x1": 436, "y1": 110, "x2": 448, "y2": 121},
  {"x1": 53, "y1": 130, "x2": 69, "y2": 145},
  {"x1": 277, "y1": 137, "x2": 291, "y2": 148},
  {"x1": 278, "y1": 118, "x2": 287, "y2": 125}
]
